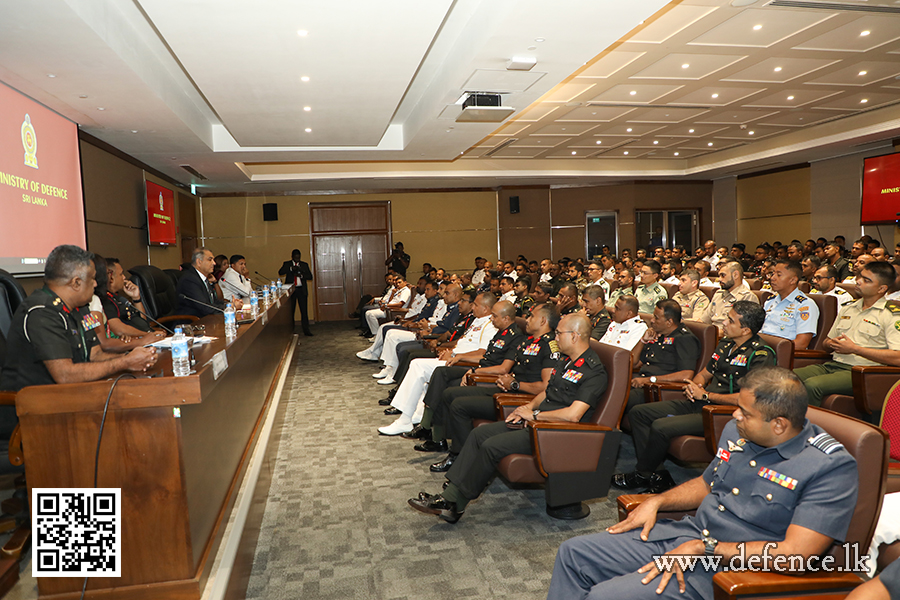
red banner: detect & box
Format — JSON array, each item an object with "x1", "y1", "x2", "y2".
[
  {"x1": 146, "y1": 181, "x2": 177, "y2": 245},
  {"x1": 861, "y1": 153, "x2": 900, "y2": 225}
]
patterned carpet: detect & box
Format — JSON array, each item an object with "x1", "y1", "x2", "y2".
[{"x1": 244, "y1": 321, "x2": 702, "y2": 600}]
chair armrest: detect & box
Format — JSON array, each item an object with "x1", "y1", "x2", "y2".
[
  {"x1": 616, "y1": 493, "x2": 655, "y2": 519},
  {"x1": 793, "y1": 349, "x2": 830, "y2": 360},
  {"x1": 494, "y1": 393, "x2": 534, "y2": 420},
  {"x1": 647, "y1": 382, "x2": 685, "y2": 403},
  {"x1": 712, "y1": 571, "x2": 862, "y2": 600},
  {"x1": 0, "y1": 392, "x2": 16, "y2": 406},
  {"x1": 470, "y1": 374, "x2": 500, "y2": 384},
  {"x1": 702, "y1": 405, "x2": 735, "y2": 455},
  {"x1": 454, "y1": 360, "x2": 479, "y2": 368},
  {"x1": 527, "y1": 421, "x2": 614, "y2": 477},
  {"x1": 852, "y1": 365, "x2": 900, "y2": 415},
  {"x1": 8, "y1": 425, "x2": 22, "y2": 467}
]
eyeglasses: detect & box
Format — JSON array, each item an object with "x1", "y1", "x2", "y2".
[{"x1": 555, "y1": 330, "x2": 577, "y2": 337}]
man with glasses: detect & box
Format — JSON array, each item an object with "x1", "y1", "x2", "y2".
[
  {"x1": 809, "y1": 265, "x2": 853, "y2": 309},
  {"x1": 586, "y1": 260, "x2": 611, "y2": 299},
  {"x1": 635, "y1": 261, "x2": 667, "y2": 314},
  {"x1": 407, "y1": 313, "x2": 607, "y2": 523}
]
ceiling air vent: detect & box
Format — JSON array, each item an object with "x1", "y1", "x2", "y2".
[
  {"x1": 180, "y1": 165, "x2": 208, "y2": 180},
  {"x1": 485, "y1": 138, "x2": 519, "y2": 157},
  {"x1": 767, "y1": 0, "x2": 900, "y2": 14}
]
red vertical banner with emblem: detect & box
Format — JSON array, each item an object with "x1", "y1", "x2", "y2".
[{"x1": 146, "y1": 181, "x2": 176, "y2": 245}]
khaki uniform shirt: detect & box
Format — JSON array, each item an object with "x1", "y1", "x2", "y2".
[
  {"x1": 673, "y1": 289, "x2": 710, "y2": 320},
  {"x1": 635, "y1": 282, "x2": 667, "y2": 314},
  {"x1": 829, "y1": 297, "x2": 900, "y2": 367},
  {"x1": 700, "y1": 285, "x2": 759, "y2": 332}
]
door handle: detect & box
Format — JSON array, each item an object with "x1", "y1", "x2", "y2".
[
  {"x1": 357, "y1": 242, "x2": 362, "y2": 285},
  {"x1": 341, "y1": 248, "x2": 348, "y2": 313}
]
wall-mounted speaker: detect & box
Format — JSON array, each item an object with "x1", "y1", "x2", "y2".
[
  {"x1": 263, "y1": 203, "x2": 278, "y2": 221},
  {"x1": 509, "y1": 196, "x2": 520, "y2": 214}
]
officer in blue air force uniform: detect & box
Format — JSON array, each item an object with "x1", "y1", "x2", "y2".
[
  {"x1": 760, "y1": 260, "x2": 819, "y2": 350},
  {"x1": 548, "y1": 366, "x2": 857, "y2": 600}
]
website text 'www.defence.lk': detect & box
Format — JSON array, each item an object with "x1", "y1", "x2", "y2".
[{"x1": 653, "y1": 543, "x2": 870, "y2": 574}]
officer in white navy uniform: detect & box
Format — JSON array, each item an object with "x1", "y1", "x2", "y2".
[
  {"x1": 761, "y1": 259, "x2": 819, "y2": 351},
  {"x1": 549, "y1": 366, "x2": 858, "y2": 600}
]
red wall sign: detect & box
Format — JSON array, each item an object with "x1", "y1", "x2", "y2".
[{"x1": 146, "y1": 181, "x2": 177, "y2": 245}]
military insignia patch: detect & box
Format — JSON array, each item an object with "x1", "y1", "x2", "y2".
[
  {"x1": 886, "y1": 301, "x2": 900, "y2": 314},
  {"x1": 662, "y1": 337, "x2": 674, "y2": 345},
  {"x1": 730, "y1": 355, "x2": 749, "y2": 367},
  {"x1": 758, "y1": 467, "x2": 798, "y2": 490},
  {"x1": 523, "y1": 343, "x2": 541, "y2": 356},
  {"x1": 575, "y1": 358, "x2": 584, "y2": 367},
  {"x1": 549, "y1": 340, "x2": 560, "y2": 354},
  {"x1": 82, "y1": 313, "x2": 102, "y2": 330},
  {"x1": 493, "y1": 340, "x2": 506, "y2": 349},
  {"x1": 562, "y1": 369, "x2": 583, "y2": 383},
  {"x1": 716, "y1": 447, "x2": 731, "y2": 462},
  {"x1": 727, "y1": 440, "x2": 744, "y2": 453},
  {"x1": 808, "y1": 432, "x2": 844, "y2": 454},
  {"x1": 799, "y1": 306, "x2": 809, "y2": 321},
  {"x1": 794, "y1": 294, "x2": 806, "y2": 303},
  {"x1": 895, "y1": 321, "x2": 900, "y2": 332}
]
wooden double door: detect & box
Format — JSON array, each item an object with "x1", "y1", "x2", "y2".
[{"x1": 311, "y1": 203, "x2": 390, "y2": 321}]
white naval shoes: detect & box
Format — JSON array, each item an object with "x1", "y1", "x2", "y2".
[
  {"x1": 373, "y1": 366, "x2": 393, "y2": 379},
  {"x1": 377, "y1": 376, "x2": 396, "y2": 385},
  {"x1": 356, "y1": 349, "x2": 378, "y2": 361},
  {"x1": 378, "y1": 415, "x2": 413, "y2": 436}
]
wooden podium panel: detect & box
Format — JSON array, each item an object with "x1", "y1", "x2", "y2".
[{"x1": 16, "y1": 295, "x2": 295, "y2": 599}]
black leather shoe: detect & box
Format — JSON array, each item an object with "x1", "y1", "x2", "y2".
[
  {"x1": 646, "y1": 470, "x2": 677, "y2": 494},
  {"x1": 388, "y1": 388, "x2": 398, "y2": 399},
  {"x1": 417, "y1": 491, "x2": 438, "y2": 502},
  {"x1": 378, "y1": 398, "x2": 392, "y2": 406},
  {"x1": 401, "y1": 425, "x2": 431, "y2": 440},
  {"x1": 430, "y1": 453, "x2": 457, "y2": 472},
  {"x1": 304, "y1": 330, "x2": 314, "y2": 337},
  {"x1": 414, "y1": 439, "x2": 448, "y2": 452},
  {"x1": 384, "y1": 407, "x2": 402, "y2": 416},
  {"x1": 407, "y1": 494, "x2": 463, "y2": 523},
  {"x1": 611, "y1": 471, "x2": 653, "y2": 490},
  {"x1": 442, "y1": 481, "x2": 449, "y2": 490}
]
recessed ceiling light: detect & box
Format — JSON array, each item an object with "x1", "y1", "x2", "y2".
[
  {"x1": 623, "y1": 151, "x2": 629, "y2": 155},
  {"x1": 753, "y1": 24, "x2": 763, "y2": 31},
  {"x1": 707, "y1": 142, "x2": 713, "y2": 146},
  {"x1": 78, "y1": 94, "x2": 88, "y2": 99},
  {"x1": 131, "y1": 130, "x2": 138, "y2": 134},
  {"x1": 682, "y1": 63, "x2": 690, "y2": 69},
  {"x1": 774, "y1": 67, "x2": 782, "y2": 72},
  {"x1": 535, "y1": 37, "x2": 545, "y2": 42},
  {"x1": 748, "y1": 130, "x2": 755, "y2": 135},
  {"x1": 688, "y1": 128, "x2": 695, "y2": 133},
  {"x1": 303, "y1": 106, "x2": 311, "y2": 111},
  {"x1": 301, "y1": 76, "x2": 310, "y2": 82},
  {"x1": 97, "y1": 107, "x2": 105, "y2": 111},
  {"x1": 626, "y1": 128, "x2": 633, "y2": 132},
  {"x1": 674, "y1": 152, "x2": 679, "y2": 156},
  {"x1": 860, "y1": 98, "x2": 868, "y2": 103},
  {"x1": 711, "y1": 93, "x2": 719, "y2": 99},
  {"x1": 629, "y1": 90, "x2": 637, "y2": 96},
  {"x1": 297, "y1": 29, "x2": 308, "y2": 36},
  {"x1": 858, "y1": 70, "x2": 867, "y2": 76},
  {"x1": 596, "y1": 140, "x2": 602, "y2": 144},
  {"x1": 305, "y1": 127, "x2": 312, "y2": 132},
  {"x1": 571, "y1": 151, "x2": 577, "y2": 155},
  {"x1": 860, "y1": 30, "x2": 870, "y2": 36},
  {"x1": 527, "y1": 45, "x2": 537, "y2": 51},
  {"x1": 787, "y1": 95, "x2": 794, "y2": 100},
  {"x1": 653, "y1": 140, "x2": 659, "y2": 145},
  {"x1": 47, "y1": 74, "x2": 56, "y2": 78}
]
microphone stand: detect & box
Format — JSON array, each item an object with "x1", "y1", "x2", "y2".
[
  {"x1": 120, "y1": 298, "x2": 175, "y2": 335},
  {"x1": 178, "y1": 293, "x2": 226, "y2": 313}
]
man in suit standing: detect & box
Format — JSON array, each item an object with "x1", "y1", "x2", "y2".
[
  {"x1": 175, "y1": 248, "x2": 242, "y2": 317},
  {"x1": 279, "y1": 249, "x2": 314, "y2": 336}
]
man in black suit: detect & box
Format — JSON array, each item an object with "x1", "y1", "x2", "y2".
[
  {"x1": 279, "y1": 249, "x2": 313, "y2": 336},
  {"x1": 176, "y1": 247, "x2": 242, "y2": 317}
]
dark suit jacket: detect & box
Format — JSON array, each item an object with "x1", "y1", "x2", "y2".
[
  {"x1": 175, "y1": 270, "x2": 225, "y2": 317},
  {"x1": 278, "y1": 260, "x2": 313, "y2": 293}
]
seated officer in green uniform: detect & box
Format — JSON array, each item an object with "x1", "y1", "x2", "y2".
[
  {"x1": 408, "y1": 313, "x2": 607, "y2": 523},
  {"x1": 512, "y1": 276, "x2": 535, "y2": 317},
  {"x1": 0, "y1": 246, "x2": 158, "y2": 432},
  {"x1": 549, "y1": 366, "x2": 858, "y2": 600},
  {"x1": 581, "y1": 285, "x2": 611, "y2": 340},
  {"x1": 635, "y1": 261, "x2": 668, "y2": 314},
  {"x1": 626, "y1": 299, "x2": 702, "y2": 414},
  {"x1": 794, "y1": 261, "x2": 900, "y2": 406},
  {"x1": 615, "y1": 301, "x2": 774, "y2": 494}
]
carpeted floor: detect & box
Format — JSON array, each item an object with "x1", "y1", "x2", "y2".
[{"x1": 245, "y1": 321, "x2": 702, "y2": 600}]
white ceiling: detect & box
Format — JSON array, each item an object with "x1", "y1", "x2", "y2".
[{"x1": 1, "y1": 0, "x2": 899, "y2": 194}]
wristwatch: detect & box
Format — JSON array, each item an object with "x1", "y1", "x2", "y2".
[
  {"x1": 702, "y1": 535, "x2": 719, "y2": 556},
  {"x1": 649, "y1": 376, "x2": 657, "y2": 384},
  {"x1": 510, "y1": 380, "x2": 520, "y2": 392},
  {"x1": 532, "y1": 409, "x2": 541, "y2": 420},
  {"x1": 701, "y1": 392, "x2": 710, "y2": 402}
]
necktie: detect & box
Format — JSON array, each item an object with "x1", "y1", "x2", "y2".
[{"x1": 207, "y1": 282, "x2": 216, "y2": 304}]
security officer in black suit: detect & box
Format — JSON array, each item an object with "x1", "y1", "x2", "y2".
[
  {"x1": 408, "y1": 313, "x2": 607, "y2": 523},
  {"x1": 625, "y1": 299, "x2": 701, "y2": 413},
  {"x1": 279, "y1": 249, "x2": 314, "y2": 336},
  {"x1": 615, "y1": 300, "x2": 775, "y2": 494},
  {"x1": 175, "y1": 247, "x2": 240, "y2": 317},
  {"x1": 0, "y1": 245, "x2": 158, "y2": 434}
]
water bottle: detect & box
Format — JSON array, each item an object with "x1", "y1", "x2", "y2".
[
  {"x1": 270, "y1": 281, "x2": 277, "y2": 298},
  {"x1": 250, "y1": 290, "x2": 259, "y2": 318},
  {"x1": 261, "y1": 285, "x2": 270, "y2": 306},
  {"x1": 276, "y1": 278, "x2": 283, "y2": 295},
  {"x1": 224, "y1": 302, "x2": 237, "y2": 337},
  {"x1": 172, "y1": 327, "x2": 190, "y2": 376}
]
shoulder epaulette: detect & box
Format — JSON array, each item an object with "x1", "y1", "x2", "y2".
[
  {"x1": 885, "y1": 300, "x2": 900, "y2": 314},
  {"x1": 794, "y1": 294, "x2": 806, "y2": 303},
  {"x1": 549, "y1": 340, "x2": 560, "y2": 354},
  {"x1": 834, "y1": 287, "x2": 847, "y2": 294},
  {"x1": 808, "y1": 432, "x2": 843, "y2": 454}
]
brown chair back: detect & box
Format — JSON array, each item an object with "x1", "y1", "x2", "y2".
[
  {"x1": 752, "y1": 289, "x2": 773, "y2": 304},
  {"x1": 807, "y1": 293, "x2": 837, "y2": 351},
  {"x1": 661, "y1": 282, "x2": 678, "y2": 299},
  {"x1": 638, "y1": 313, "x2": 652, "y2": 327},
  {"x1": 836, "y1": 282, "x2": 861, "y2": 299},
  {"x1": 758, "y1": 333, "x2": 794, "y2": 369},
  {"x1": 587, "y1": 340, "x2": 633, "y2": 429},
  {"x1": 744, "y1": 278, "x2": 762, "y2": 291},
  {"x1": 798, "y1": 280, "x2": 811, "y2": 294},
  {"x1": 699, "y1": 286, "x2": 717, "y2": 302},
  {"x1": 681, "y1": 321, "x2": 717, "y2": 374},
  {"x1": 515, "y1": 316, "x2": 527, "y2": 331}
]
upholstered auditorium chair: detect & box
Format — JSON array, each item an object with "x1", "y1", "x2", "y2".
[
  {"x1": 618, "y1": 405, "x2": 889, "y2": 599},
  {"x1": 129, "y1": 264, "x2": 197, "y2": 326},
  {"x1": 792, "y1": 294, "x2": 838, "y2": 369}
]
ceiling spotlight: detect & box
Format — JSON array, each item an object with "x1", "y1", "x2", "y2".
[
  {"x1": 131, "y1": 130, "x2": 138, "y2": 134},
  {"x1": 787, "y1": 95, "x2": 794, "y2": 100},
  {"x1": 303, "y1": 106, "x2": 311, "y2": 111},
  {"x1": 301, "y1": 76, "x2": 310, "y2": 82},
  {"x1": 774, "y1": 67, "x2": 782, "y2": 72},
  {"x1": 571, "y1": 151, "x2": 577, "y2": 155},
  {"x1": 97, "y1": 107, "x2": 105, "y2": 111},
  {"x1": 653, "y1": 140, "x2": 659, "y2": 145},
  {"x1": 674, "y1": 152, "x2": 679, "y2": 156},
  {"x1": 860, "y1": 30, "x2": 870, "y2": 36},
  {"x1": 626, "y1": 128, "x2": 633, "y2": 132},
  {"x1": 711, "y1": 93, "x2": 719, "y2": 99},
  {"x1": 688, "y1": 128, "x2": 695, "y2": 133},
  {"x1": 629, "y1": 90, "x2": 637, "y2": 96},
  {"x1": 623, "y1": 151, "x2": 629, "y2": 155},
  {"x1": 596, "y1": 140, "x2": 602, "y2": 144},
  {"x1": 297, "y1": 29, "x2": 308, "y2": 36},
  {"x1": 860, "y1": 98, "x2": 868, "y2": 103},
  {"x1": 753, "y1": 24, "x2": 763, "y2": 30},
  {"x1": 707, "y1": 142, "x2": 713, "y2": 146},
  {"x1": 47, "y1": 74, "x2": 56, "y2": 78},
  {"x1": 748, "y1": 130, "x2": 755, "y2": 135},
  {"x1": 682, "y1": 63, "x2": 690, "y2": 69},
  {"x1": 305, "y1": 127, "x2": 312, "y2": 132},
  {"x1": 858, "y1": 70, "x2": 867, "y2": 76},
  {"x1": 535, "y1": 37, "x2": 545, "y2": 42},
  {"x1": 78, "y1": 94, "x2": 88, "y2": 99}
]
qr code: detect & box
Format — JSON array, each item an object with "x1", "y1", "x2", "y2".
[{"x1": 33, "y1": 488, "x2": 120, "y2": 577}]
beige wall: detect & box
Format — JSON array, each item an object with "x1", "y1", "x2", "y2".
[{"x1": 736, "y1": 167, "x2": 811, "y2": 247}]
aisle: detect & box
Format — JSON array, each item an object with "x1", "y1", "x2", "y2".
[{"x1": 244, "y1": 321, "x2": 620, "y2": 600}]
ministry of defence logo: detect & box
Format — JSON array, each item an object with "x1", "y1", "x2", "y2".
[{"x1": 22, "y1": 114, "x2": 38, "y2": 169}]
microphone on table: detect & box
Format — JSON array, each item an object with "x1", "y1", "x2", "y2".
[
  {"x1": 255, "y1": 271, "x2": 277, "y2": 282},
  {"x1": 178, "y1": 293, "x2": 226, "y2": 314},
  {"x1": 120, "y1": 298, "x2": 175, "y2": 335},
  {"x1": 219, "y1": 276, "x2": 252, "y2": 300}
]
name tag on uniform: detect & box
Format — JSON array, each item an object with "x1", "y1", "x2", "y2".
[
  {"x1": 716, "y1": 447, "x2": 730, "y2": 462},
  {"x1": 562, "y1": 369, "x2": 583, "y2": 383},
  {"x1": 523, "y1": 343, "x2": 541, "y2": 356},
  {"x1": 758, "y1": 467, "x2": 798, "y2": 490},
  {"x1": 82, "y1": 313, "x2": 102, "y2": 330},
  {"x1": 730, "y1": 355, "x2": 748, "y2": 367}
]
